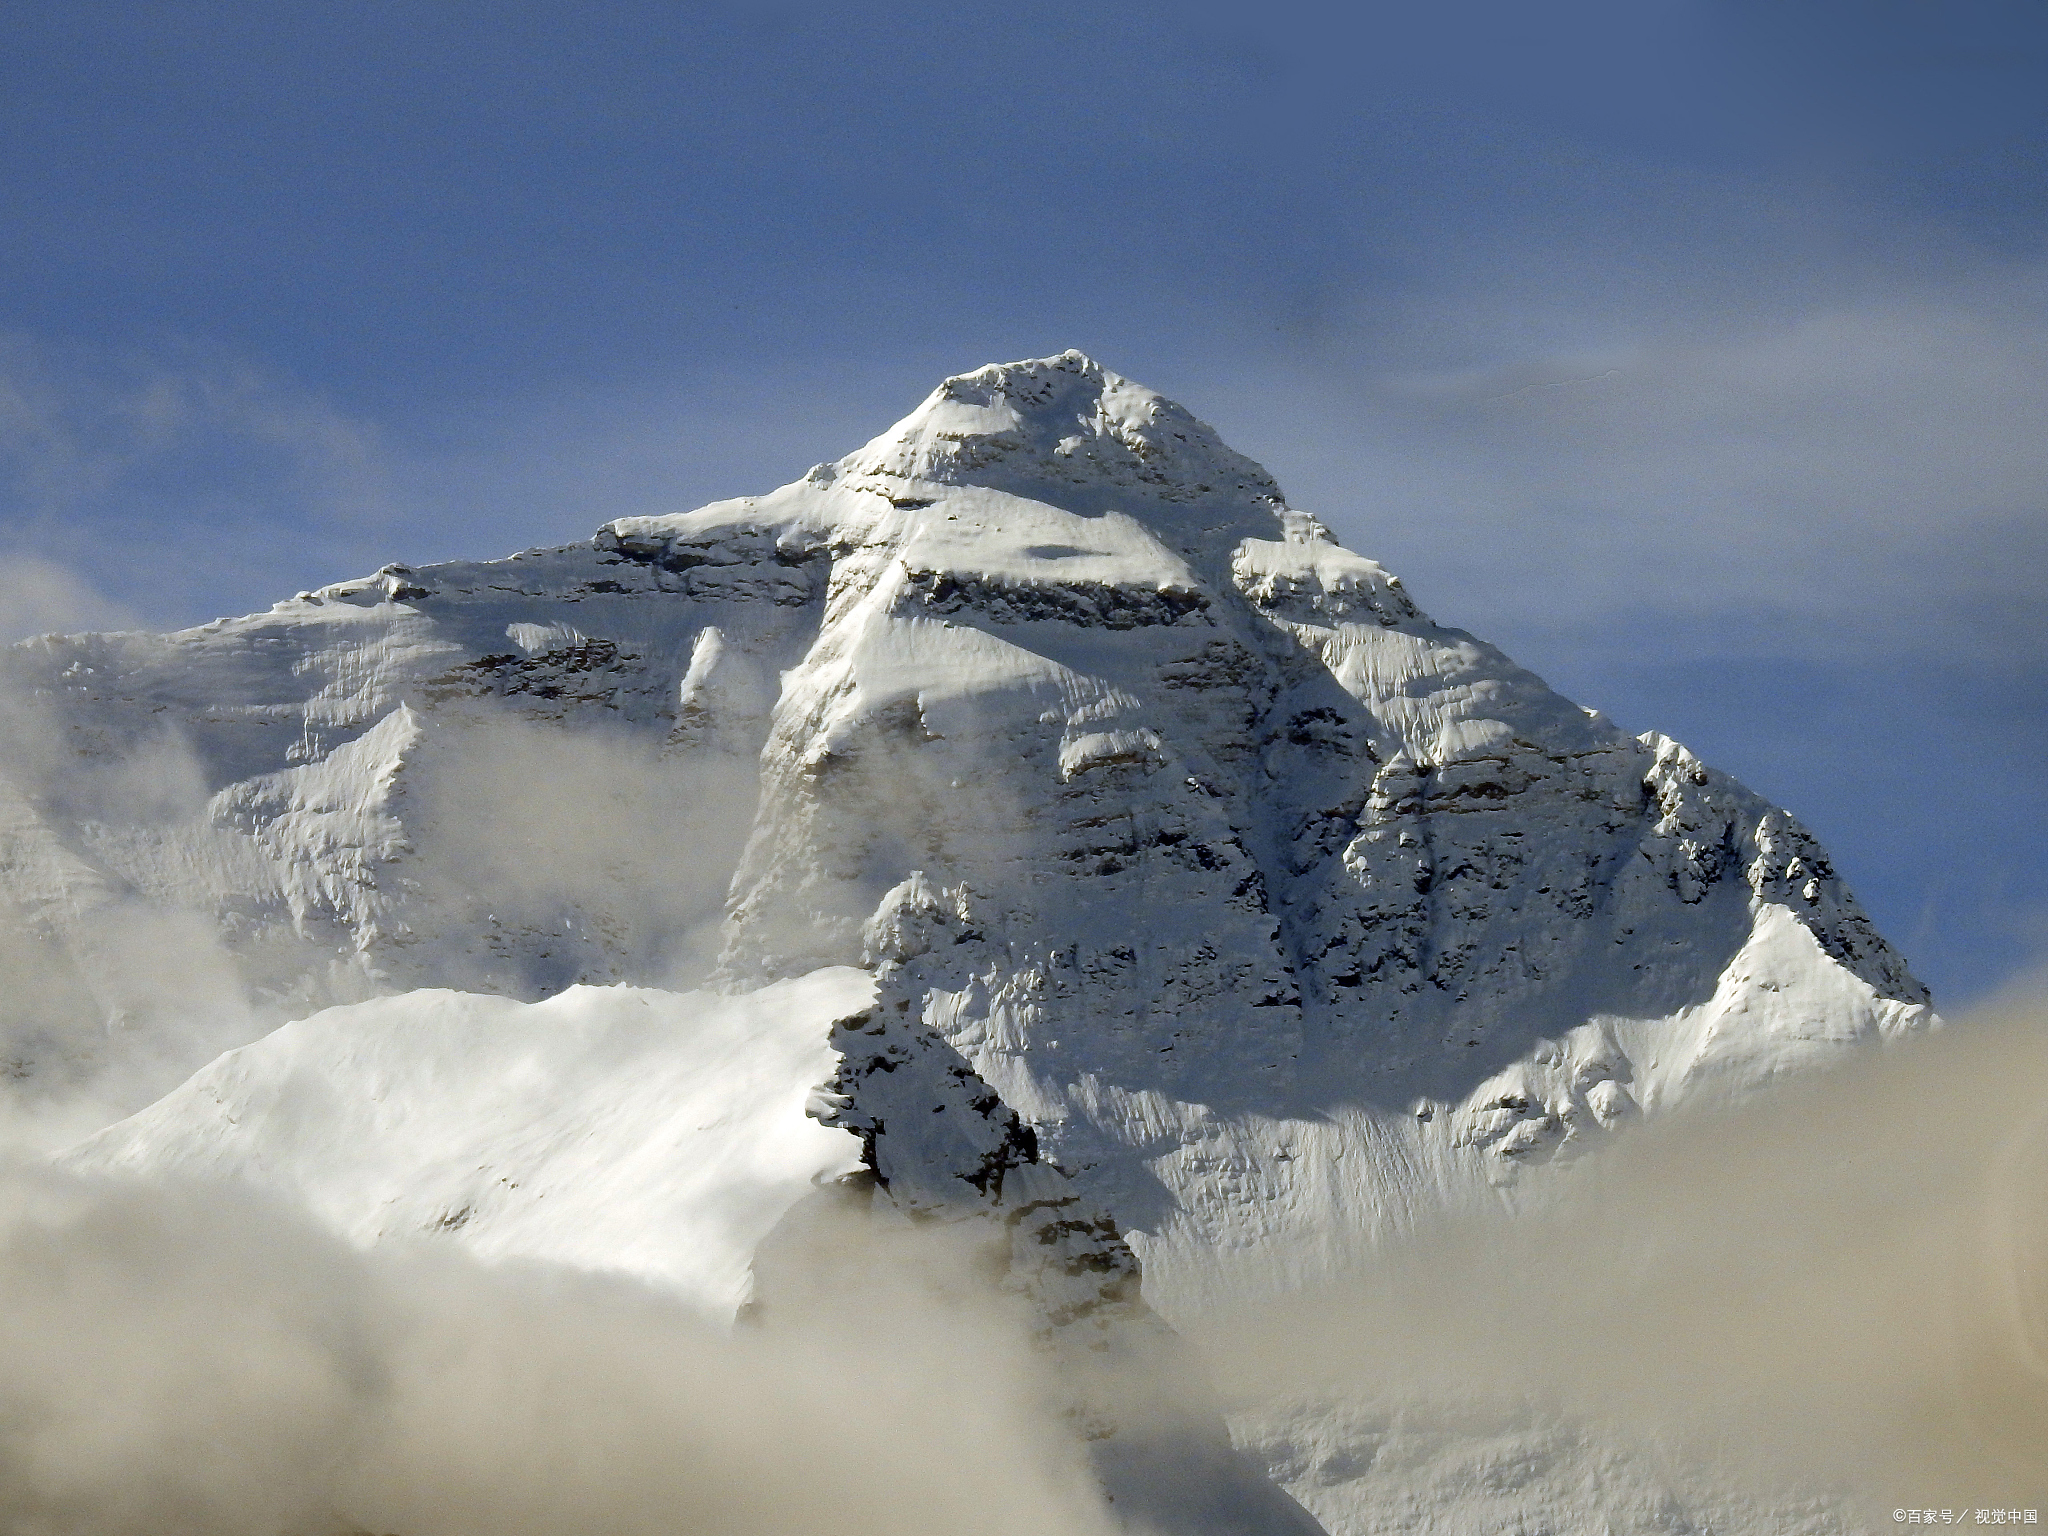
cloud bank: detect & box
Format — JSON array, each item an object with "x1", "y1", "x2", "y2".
[
  {"x1": 0, "y1": 1166, "x2": 1118, "y2": 1536},
  {"x1": 1198, "y1": 985, "x2": 2048, "y2": 1524}
]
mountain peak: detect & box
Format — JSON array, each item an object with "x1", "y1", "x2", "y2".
[{"x1": 835, "y1": 350, "x2": 1285, "y2": 513}]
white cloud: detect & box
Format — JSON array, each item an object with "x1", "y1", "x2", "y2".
[
  {"x1": 1201, "y1": 988, "x2": 2048, "y2": 1526},
  {"x1": 1308, "y1": 257, "x2": 2048, "y2": 669},
  {"x1": 0, "y1": 1165, "x2": 1118, "y2": 1536}
]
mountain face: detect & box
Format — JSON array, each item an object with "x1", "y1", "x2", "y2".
[{"x1": 5, "y1": 352, "x2": 1933, "y2": 1527}]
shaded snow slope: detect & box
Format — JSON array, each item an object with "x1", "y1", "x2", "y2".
[
  {"x1": 5, "y1": 352, "x2": 1932, "y2": 1326},
  {"x1": 62, "y1": 969, "x2": 875, "y2": 1318}
]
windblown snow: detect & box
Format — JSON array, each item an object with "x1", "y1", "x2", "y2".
[{"x1": 0, "y1": 351, "x2": 1946, "y2": 1533}]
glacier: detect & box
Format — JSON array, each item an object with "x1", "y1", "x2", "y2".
[{"x1": 1, "y1": 350, "x2": 1940, "y2": 1532}]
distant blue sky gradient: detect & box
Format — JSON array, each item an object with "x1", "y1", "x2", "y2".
[{"x1": 3, "y1": 0, "x2": 2044, "y2": 1002}]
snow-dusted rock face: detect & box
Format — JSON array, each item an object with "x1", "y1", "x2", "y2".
[{"x1": 4, "y1": 353, "x2": 1931, "y2": 1325}]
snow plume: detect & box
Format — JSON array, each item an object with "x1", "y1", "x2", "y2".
[
  {"x1": 0, "y1": 553, "x2": 136, "y2": 643},
  {"x1": 1200, "y1": 987, "x2": 2048, "y2": 1529},
  {"x1": 0, "y1": 1163, "x2": 1120, "y2": 1536}
]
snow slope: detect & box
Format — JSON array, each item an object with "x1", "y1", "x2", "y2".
[
  {"x1": 8, "y1": 349, "x2": 1931, "y2": 1324},
  {"x1": 63, "y1": 969, "x2": 876, "y2": 1318}
]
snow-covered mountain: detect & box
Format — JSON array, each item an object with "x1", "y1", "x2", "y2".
[{"x1": 5, "y1": 351, "x2": 1936, "y2": 1531}]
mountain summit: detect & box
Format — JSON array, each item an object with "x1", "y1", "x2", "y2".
[
  {"x1": 5, "y1": 353, "x2": 1932, "y2": 1529},
  {"x1": 838, "y1": 349, "x2": 1285, "y2": 521}
]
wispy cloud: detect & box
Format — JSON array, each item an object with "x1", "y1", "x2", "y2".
[
  {"x1": 0, "y1": 336, "x2": 400, "y2": 638},
  {"x1": 0, "y1": 554, "x2": 137, "y2": 640},
  {"x1": 1327, "y1": 256, "x2": 2048, "y2": 670}
]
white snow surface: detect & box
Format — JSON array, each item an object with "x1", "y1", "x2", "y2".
[{"x1": 62, "y1": 968, "x2": 874, "y2": 1317}]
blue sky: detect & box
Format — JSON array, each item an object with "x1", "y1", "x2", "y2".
[{"x1": 2, "y1": 0, "x2": 2044, "y2": 1004}]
